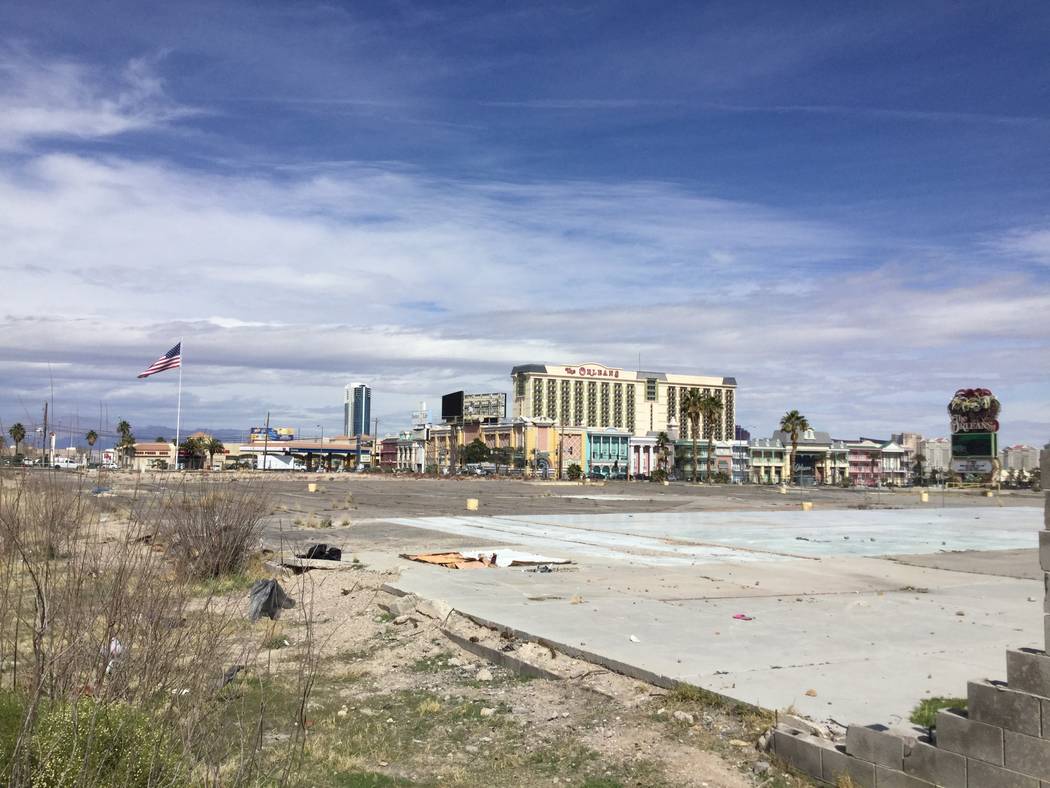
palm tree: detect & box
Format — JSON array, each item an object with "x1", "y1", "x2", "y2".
[
  {"x1": 85, "y1": 430, "x2": 98, "y2": 465},
  {"x1": 116, "y1": 420, "x2": 134, "y2": 468},
  {"x1": 9, "y1": 423, "x2": 25, "y2": 458},
  {"x1": 697, "y1": 393, "x2": 723, "y2": 483},
  {"x1": 655, "y1": 431, "x2": 670, "y2": 475},
  {"x1": 681, "y1": 389, "x2": 703, "y2": 483},
  {"x1": 913, "y1": 453, "x2": 926, "y2": 486},
  {"x1": 206, "y1": 437, "x2": 225, "y2": 470},
  {"x1": 779, "y1": 410, "x2": 810, "y2": 485}
]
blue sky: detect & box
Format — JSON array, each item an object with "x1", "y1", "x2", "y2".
[{"x1": 1, "y1": 0, "x2": 1047, "y2": 445}]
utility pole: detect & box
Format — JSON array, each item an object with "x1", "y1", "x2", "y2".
[
  {"x1": 262, "y1": 411, "x2": 270, "y2": 472},
  {"x1": 42, "y1": 402, "x2": 48, "y2": 468},
  {"x1": 373, "y1": 417, "x2": 379, "y2": 468}
]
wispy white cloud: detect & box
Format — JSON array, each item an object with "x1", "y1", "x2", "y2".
[
  {"x1": 0, "y1": 146, "x2": 1046, "y2": 444},
  {"x1": 0, "y1": 46, "x2": 192, "y2": 150},
  {"x1": 997, "y1": 226, "x2": 1050, "y2": 265}
]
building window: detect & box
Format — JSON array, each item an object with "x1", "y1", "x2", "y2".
[
  {"x1": 546, "y1": 379, "x2": 557, "y2": 419},
  {"x1": 613, "y1": 383, "x2": 623, "y2": 428},
  {"x1": 667, "y1": 386, "x2": 676, "y2": 421},
  {"x1": 625, "y1": 384, "x2": 636, "y2": 432},
  {"x1": 516, "y1": 374, "x2": 527, "y2": 398},
  {"x1": 532, "y1": 379, "x2": 543, "y2": 418},
  {"x1": 587, "y1": 382, "x2": 597, "y2": 425},
  {"x1": 600, "y1": 382, "x2": 610, "y2": 427},
  {"x1": 574, "y1": 381, "x2": 584, "y2": 425},
  {"x1": 560, "y1": 379, "x2": 571, "y2": 424},
  {"x1": 645, "y1": 378, "x2": 657, "y2": 401}
]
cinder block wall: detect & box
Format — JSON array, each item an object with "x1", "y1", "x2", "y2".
[{"x1": 772, "y1": 447, "x2": 1050, "y2": 787}]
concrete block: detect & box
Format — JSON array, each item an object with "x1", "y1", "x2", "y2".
[
  {"x1": 937, "y1": 708, "x2": 1004, "y2": 765},
  {"x1": 903, "y1": 739, "x2": 966, "y2": 788},
  {"x1": 466, "y1": 498, "x2": 479, "y2": 511},
  {"x1": 1043, "y1": 699, "x2": 1050, "y2": 739},
  {"x1": 822, "y1": 744, "x2": 875, "y2": 787},
  {"x1": 1006, "y1": 731, "x2": 1050, "y2": 780},
  {"x1": 801, "y1": 501, "x2": 813, "y2": 511},
  {"x1": 1044, "y1": 574, "x2": 1050, "y2": 615},
  {"x1": 969, "y1": 680, "x2": 1042, "y2": 737},
  {"x1": 772, "y1": 728, "x2": 824, "y2": 780},
  {"x1": 876, "y1": 765, "x2": 936, "y2": 788},
  {"x1": 966, "y1": 758, "x2": 1039, "y2": 788},
  {"x1": 1009, "y1": 649, "x2": 1050, "y2": 700},
  {"x1": 846, "y1": 723, "x2": 905, "y2": 768},
  {"x1": 1041, "y1": 531, "x2": 1050, "y2": 572}
]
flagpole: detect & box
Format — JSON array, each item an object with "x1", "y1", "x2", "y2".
[{"x1": 175, "y1": 337, "x2": 183, "y2": 469}]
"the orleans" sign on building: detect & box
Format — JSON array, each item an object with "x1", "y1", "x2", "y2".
[{"x1": 948, "y1": 388, "x2": 1000, "y2": 475}]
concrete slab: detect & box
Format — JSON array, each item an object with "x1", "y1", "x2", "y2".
[
  {"x1": 386, "y1": 507, "x2": 1041, "y2": 567},
  {"x1": 383, "y1": 506, "x2": 1044, "y2": 730},
  {"x1": 887, "y1": 549, "x2": 1041, "y2": 580}
]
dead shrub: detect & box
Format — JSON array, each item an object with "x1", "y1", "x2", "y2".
[
  {"x1": 0, "y1": 471, "x2": 317, "y2": 786},
  {"x1": 159, "y1": 480, "x2": 269, "y2": 580}
]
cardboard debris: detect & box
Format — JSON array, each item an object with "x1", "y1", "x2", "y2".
[
  {"x1": 400, "y1": 552, "x2": 493, "y2": 570},
  {"x1": 401, "y1": 550, "x2": 575, "y2": 570}
]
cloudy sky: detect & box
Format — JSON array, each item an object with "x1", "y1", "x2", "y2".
[{"x1": 2, "y1": 0, "x2": 1048, "y2": 445}]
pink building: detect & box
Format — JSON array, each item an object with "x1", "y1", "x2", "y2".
[{"x1": 847, "y1": 439, "x2": 883, "y2": 487}]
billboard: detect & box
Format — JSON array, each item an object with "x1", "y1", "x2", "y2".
[
  {"x1": 951, "y1": 431, "x2": 996, "y2": 458},
  {"x1": 463, "y1": 392, "x2": 507, "y2": 422},
  {"x1": 947, "y1": 388, "x2": 999, "y2": 479},
  {"x1": 248, "y1": 427, "x2": 294, "y2": 443},
  {"x1": 441, "y1": 391, "x2": 464, "y2": 422}
]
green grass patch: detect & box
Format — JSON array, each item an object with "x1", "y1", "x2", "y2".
[
  {"x1": 192, "y1": 572, "x2": 256, "y2": 596},
  {"x1": 910, "y1": 697, "x2": 967, "y2": 730},
  {"x1": 262, "y1": 634, "x2": 291, "y2": 650}
]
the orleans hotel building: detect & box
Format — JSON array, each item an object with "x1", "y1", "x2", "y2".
[{"x1": 511, "y1": 362, "x2": 736, "y2": 440}]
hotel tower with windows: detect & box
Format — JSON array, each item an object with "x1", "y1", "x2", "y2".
[{"x1": 510, "y1": 363, "x2": 736, "y2": 440}]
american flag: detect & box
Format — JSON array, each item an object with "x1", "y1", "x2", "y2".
[{"x1": 137, "y1": 342, "x2": 182, "y2": 379}]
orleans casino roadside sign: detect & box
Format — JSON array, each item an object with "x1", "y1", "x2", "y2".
[{"x1": 948, "y1": 388, "x2": 999, "y2": 473}]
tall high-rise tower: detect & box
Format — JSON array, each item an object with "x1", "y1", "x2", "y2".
[{"x1": 344, "y1": 383, "x2": 371, "y2": 437}]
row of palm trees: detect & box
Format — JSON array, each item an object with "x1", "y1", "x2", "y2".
[
  {"x1": 647, "y1": 405, "x2": 812, "y2": 486},
  {"x1": 6, "y1": 419, "x2": 226, "y2": 471}
]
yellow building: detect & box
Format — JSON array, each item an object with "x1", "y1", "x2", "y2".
[{"x1": 511, "y1": 362, "x2": 736, "y2": 441}]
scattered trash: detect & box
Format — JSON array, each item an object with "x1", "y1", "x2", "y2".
[
  {"x1": 672, "y1": 710, "x2": 694, "y2": 724},
  {"x1": 804, "y1": 688, "x2": 818, "y2": 697},
  {"x1": 476, "y1": 668, "x2": 493, "y2": 681},
  {"x1": 733, "y1": 613, "x2": 753, "y2": 621},
  {"x1": 629, "y1": 635, "x2": 640, "y2": 643},
  {"x1": 103, "y1": 637, "x2": 124, "y2": 674},
  {"x1": 248, "y1": 579, "x2": 297, "y2": 622},
  {"x1": 299, "y1": 543, "x2": 342, "y2": 561},
  {"x1": 461, "y1": 550, "x2": 572, "y2": 568},
  {"x1": 219, "y1": 664, "x2": 245, "y2": 689}
]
